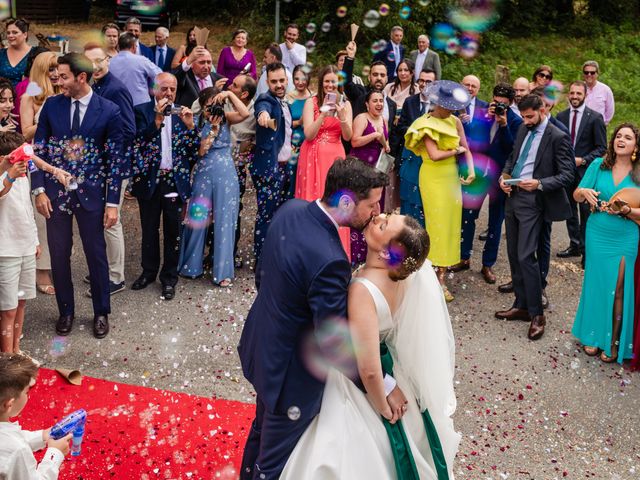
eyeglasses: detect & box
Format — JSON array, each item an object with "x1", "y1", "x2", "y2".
[
  {"x1": 537, "y1": 73, "x2": 551, "y2": 79},
  {"x1": 583, "y1": 70, "x2": 597, "y2": 76}
]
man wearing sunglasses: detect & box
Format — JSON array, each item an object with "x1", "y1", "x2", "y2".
[{"x1": 582, "y1": 60, "x2": 614, "y2": 126}]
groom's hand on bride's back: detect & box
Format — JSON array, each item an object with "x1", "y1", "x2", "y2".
[{"x1": 386, "y1": 386, "x2": 408, "y2": 424}]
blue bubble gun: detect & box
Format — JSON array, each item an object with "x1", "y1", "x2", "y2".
[{"x1": 49, "y1": 409, "x2": 87, "y2": 457}]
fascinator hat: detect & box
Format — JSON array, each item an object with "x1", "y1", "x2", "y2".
[{"x1": 422, "y1": 80, "x2": 472, "y2": 111}]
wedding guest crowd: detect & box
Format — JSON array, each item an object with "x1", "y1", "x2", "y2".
[{"x1": 2, "y1": 16, "x2": 640, "y2": 372}]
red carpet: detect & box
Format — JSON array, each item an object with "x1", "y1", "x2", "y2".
[{"x1": 19, "y1": 368, "x2": 254, "y2": 479}]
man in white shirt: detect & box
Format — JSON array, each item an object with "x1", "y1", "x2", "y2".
[
  {"x1": 279, "y1": 23, "x2": 306, "y2": 72},
  {"x1": 256, "y1": 44, "x2": 294, "y2": 97},
  {"x1": 151, "y1": 26, "x2": 175, "y2": 72},
  {"x1": 409, "y1": 34, "x2": 442, "y2": 80}
]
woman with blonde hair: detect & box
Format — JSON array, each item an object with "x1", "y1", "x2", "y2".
[
  {"x1": 20, "y1": 51, "x2": 59, "y2": 141},
  {"x1": 19, "y1": 51, "x2": 60, "y2": 296}
]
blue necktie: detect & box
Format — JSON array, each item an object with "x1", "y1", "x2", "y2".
[
  {"x1": 71, "y1": 100, "x2": 81, "y2": 136},
  {"x1": 511, "y1": 130, "x2": 537, "y2": 178},
  {"x1": 157, "y1": 48, "x2": 165, "y2": 68}
]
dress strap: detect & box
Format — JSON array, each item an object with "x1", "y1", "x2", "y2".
[{"x1": 351, "y1": 277, "x2": 393, "y2": 324}]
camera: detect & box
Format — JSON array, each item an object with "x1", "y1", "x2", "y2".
[
  {"x1": 205, "y1": 103, "x2": 226, "y2": 119},
  {"x1": 494, "y1": 102, "x2": 508, "y2": 116},
  {"x1": 163, "y1": 104, "x2": 183, "y2": 116}
]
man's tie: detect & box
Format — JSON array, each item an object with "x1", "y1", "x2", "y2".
[
  {"x1": 570, "y1": 109, "x2": 578, "y2": 145},
  {"x1": 511, "y1": 130, "x2": 537, "y2": 178},
  {"x1": 197, "y1": 77, "x2": 207, "y2": 91},
  {"x1": 157, "y1": 48, "x2": 165, "y2": 69},
  {"x1": 71, "y1": 100, "x2": 81, "y2": 136},
  {"x1": 420, "y1": 102, "x2": 425, "y2": 115}
]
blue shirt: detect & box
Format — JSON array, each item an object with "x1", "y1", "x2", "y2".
[
  {"x1": 519, "y1": 116, "x2": 549, "y2": 180},
  {"x1": 108, "y1": 51, "x2": 162, "y2": 106}
]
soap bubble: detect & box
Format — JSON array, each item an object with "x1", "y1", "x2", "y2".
[
  {"x1": 445, "y1": 37, "x2": 460, "y2": 55},
  {"x1": 386, "y1": 50, "x2": 395, "y2": 63},
  {"x1": 431, "y1": 23, "x2": 456, "y2": 50},
  {"x1": 363, "y1": 10, "x2": 381, "y2": 28},
  {"x1": 460, "y1": 154, "x2": 499, "y2": 209},
  {"x1": 305, "y1": 40, "x2": 316, "y2": 53},
  {"x1": 543, "y1": 81, "x2": 564, "y2": 105},
  {"x1": 305, "y1": 23, "x2": 316, "y2": 34},
  {"x1": 301, "y1": 63, "x2": 313, "y2": 74},
  {"x1": 336, "y1": 6, "x2": 347, "y2": 17},
  {"x1": 418, "y1": 0, "x2": 430, "y2": 6},
  {"x1": 448, "y1": 0, "x2": 500, "y2": 33},
  {"x1": 302, "y1": 316, "x2": 357, "y2": 382},
  {"x1": 399, "y1": 6, "x2": 412, "y2": 19},
  {"x1": 287, "y1": 406, "x2": 301, "y2": 421},
  {"x1": 361, "y1": 66, "x2": 371, "y2": 77},
  {"x1": 337, "y1": 70, "x2": 347, "y2": 86},
  {"x1": 321, "y1": 22, "x2": 331, "y2": 33},
  {"x1": 379, "y1": 3, "x2": 390, "y2": 16},
  {"x1": 185, "y1": 197, "x2": 212, "y2": 229}
]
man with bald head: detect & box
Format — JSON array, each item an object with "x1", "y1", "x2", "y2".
[
  {"x1": 459, "y1": 75, "x2": 488, "y2": 126},
  {"x1": 511, "y1": 77, "x2": 530, "y2": 117},
  {"x1": 130, "y1": 72, "x2": 198, "y2": 300},
  {"x1": 409, "y1": 34, "x2": 441, "y2": 80},
  {"x1": 173, "y1": 46, "x2": 224, "y2": 107}
]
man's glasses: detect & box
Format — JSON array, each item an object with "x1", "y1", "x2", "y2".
[
  {"x1": 537, "y1": 73, "x2": 551, "y2": 80},
  {"x1": 583, "y1": 70, "x2": 597, "y2": 76}
]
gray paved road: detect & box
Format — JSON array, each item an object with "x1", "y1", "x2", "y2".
[{"x1": 25, "y1": 187, "x2": 640, "y2": 479}]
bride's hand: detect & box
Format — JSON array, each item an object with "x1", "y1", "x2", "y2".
[{"x1": 386, "y1": 385, "x2": 408, "y2": 424}]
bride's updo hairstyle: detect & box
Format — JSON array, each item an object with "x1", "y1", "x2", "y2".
[{"x1": 387, "y1": 216, "x2": 430, "y2": 282}]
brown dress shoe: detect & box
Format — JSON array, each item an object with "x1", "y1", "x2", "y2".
[
  {"x1": 495, "y1": 307, "x2": 529, "y2": 321},
  {"x1": 528, "y1": 315, "x2": 546, "y2": 340},
  {"x1": 448, "y1": 259, "x2": 470, "y2": 272},
  {"x1": 481, "y1": 266, "x2": 496, "y2": 284}
]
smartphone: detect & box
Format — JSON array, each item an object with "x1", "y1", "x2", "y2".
[
  {"x1": 324, "y1": 92, "x2": 337, "y2": 105},
  {"x1": 503, "y1": 178, "x2": 522, "y2": 186},
  {"x1": 240, "y1": 62, "x2": 251, "y2": 74},
  {"x1": 164, "y1": 104, "x2": 183, "y2": 116}
]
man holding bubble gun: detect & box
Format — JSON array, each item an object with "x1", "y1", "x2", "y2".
[{"x1": 0, "y1": 352, "x2": 74, "y2": 479}]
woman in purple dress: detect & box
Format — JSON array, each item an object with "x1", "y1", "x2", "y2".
[
  {"x1": 350, "y1": 89, "x2": 390, "y2": 265},
  {"x1": 216, "y1": 29, "x2": 257, "y2": 86}
]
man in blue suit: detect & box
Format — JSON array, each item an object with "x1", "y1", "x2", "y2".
[
  {"x1": 151, "y1": 27, "x2": 176, "y2": 72},
  {"x1": 125, "y1": 17, "x2": 154, "y2": 62},
  {"x1": 373, "y1": 25, "x2": 405, "y2": 83},
  {"x1": 238, "y1": 157, "x2": 392, "y2": 480},
  {"x1": 393, "y1": 69, "x2": 437, "y2": 226},
  {"x1": 32, "y1": 53, "x2": 125, "y2": 339},
  {"x1": 84, "y1": 43, "x2": 136, "y2": 295},
  {"x1": 129, "y1": 72, "x2": 198, "y2": 300},
  {"x1": 251, "y1": 62, "x2": 294, "y2": 263},
  {"x1": 454, "y1": 84, "x2": 522, "y2": 283}
]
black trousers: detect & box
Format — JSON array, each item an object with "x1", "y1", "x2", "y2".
[
  {"x1": 505, "y1": 190, "x2": 545, "y2": 317},
  {"x1": 137, "y1": 175, "x2": 183, "y2": 287}
]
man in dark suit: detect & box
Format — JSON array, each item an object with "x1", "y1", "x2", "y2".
[
  {"x1": 130, "y1": 72, "x2": 198, "y2": 300},
  {"x1": 32, "y1": 53, "x2": 125, "y2": 339},
  {"x1": 251, "y1": 62, "x2": 294, "y2": 263},
  {"x1": 393, "y1": 69, "x2": 436, "y2": 226},
  {"x1": 556, "y1": 80, "x2": 607, "y2": 258},
  {"x1": 172, "y1": 46, "x2": 224, "y2": 108},
  {"x1": 125, "y1": 16, "x2": 154, "y2": 62},
  {"x1": 409, "y1": 34, "x2": 441, "y2": 80},
  {"x1": 343, "y1": 41, "x2": 398, "y2": 153},
  {"x1": 84, "y1": 43, "x2": 136, "y2": 294},
  {"x1": 238, "y1": 158, "x2": 392, "y2": 480},
  {"x1": 151, "y1": 26, "x2": 176, "y2": 72},
  {"x1": 373, "y1": 25, "x2": 405, "y2": 83},
  {"x1": 495, "y1": 94, "x2": 574, "y2": 340},
  {"x1": 455, "y1": 84, "x2": 523, "y2": 284}
]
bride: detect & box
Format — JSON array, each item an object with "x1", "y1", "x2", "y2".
[{"x1": 281, "y1": 213, "x2": 460, "y2": 479}]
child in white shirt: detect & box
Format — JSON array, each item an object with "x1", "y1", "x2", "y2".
[{"x1": 0, "y1": 352, "x2": 72, "y2": 479}]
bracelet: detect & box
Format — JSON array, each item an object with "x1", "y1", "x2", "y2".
[
  {"x1": 5, "y1": 175, "x2": 15, "y2": 183},
  {"x1": 621, "y1": 206, "x2": 631, "y2": 218}
]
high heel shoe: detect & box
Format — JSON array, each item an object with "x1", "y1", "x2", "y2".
[
  {"x1": 600, "y1": 341, "x2": 619, "y2": 363},
  {"x1": 441, "y1": 285, "x2": 454, "y2": 302},
  {"x1": 582, "y1": 345, "x2": 599, "y2": 356}
]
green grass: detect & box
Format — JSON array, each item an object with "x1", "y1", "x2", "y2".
[{"x1": 438, "y1": 30, "x2": 640, "y2": 127}]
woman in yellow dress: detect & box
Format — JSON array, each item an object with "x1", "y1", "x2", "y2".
[{"x1": 405, "y1": 80, "x2": 475, "y2": 301}]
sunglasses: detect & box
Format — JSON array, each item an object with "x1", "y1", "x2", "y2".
[
  {"x1": 583, "y1": 70, "x2": 597, "y2": 76},
  {"x1": 537, "y1": 73, "x2": 551, "y2": 79}
]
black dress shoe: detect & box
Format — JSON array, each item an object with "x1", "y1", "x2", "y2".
[
  {"x1": 161, "y1": 284, "x2": 175, "y2": 300},
  {"x1": 498, "y1": 281, "x2": 513, "y2": 293},
  {"x1": 55, "y1": 314, "x2": 74, "y2": 336},
  {"x1": 478, "y1": 228, "x2": 489, "y2": 241},
  {"x1": 131, "y1": 275, "x2": 154, "y2": 290},
  {"x1": 93, "y1": 315, "x2": 109, "y2": 339},
  {"x1": 557, "y1": 246, "x2": 582, "y2": 258}
]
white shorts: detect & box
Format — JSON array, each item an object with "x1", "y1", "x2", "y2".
[{"x1": 0, "y1": 255, "x2": 36, "y2": 310}]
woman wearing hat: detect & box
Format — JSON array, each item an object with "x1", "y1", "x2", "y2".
[{"x1": 405, "y1": 80, "x2": 475, "y2": 301}]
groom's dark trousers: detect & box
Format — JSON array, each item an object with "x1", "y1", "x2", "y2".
[{"x1": 238, "y1": 199, "x2": 352, "y2": 479}]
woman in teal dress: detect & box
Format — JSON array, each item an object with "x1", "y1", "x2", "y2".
[
  {"x1": 285, "y1": 65, "x2": 312, "y2": 198},
  {"x1": 572, "y1": 123, "x2": 640, "y2": 364}
]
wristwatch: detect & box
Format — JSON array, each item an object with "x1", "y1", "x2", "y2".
[
  {"x1": 537, "y1": 180, "x2": 544, "y2": 191},
  {"x1": 581, "y1": 158, "x2": 587, "y2": 166},
  {"x1": 32, "y1": 187, "x2": 45, "y2": 196}
]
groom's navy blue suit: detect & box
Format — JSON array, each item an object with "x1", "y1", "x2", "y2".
[{"x1": 238, "y1": 199, "x2": 351, "y2": 479}]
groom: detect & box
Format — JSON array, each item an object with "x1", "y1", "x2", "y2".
[{"x1": 239, "y1": 158, "x2": 395, "y2": 479}]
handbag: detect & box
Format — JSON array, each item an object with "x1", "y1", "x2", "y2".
[{"x1": 375, "y1": 150, "x2": 395, "y2": 174}]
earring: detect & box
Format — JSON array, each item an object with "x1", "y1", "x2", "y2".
[{"x1": 633, "y1": 149, "x2": 637, "y2": 162}]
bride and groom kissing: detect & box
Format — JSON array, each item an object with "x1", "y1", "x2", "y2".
[{"x1": 238, "y1": 157, "x2": 460, "y2": 479}]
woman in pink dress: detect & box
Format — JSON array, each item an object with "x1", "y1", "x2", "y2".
[{"x1": 295, "y1": 65, "x2": 353, "y2": 257}]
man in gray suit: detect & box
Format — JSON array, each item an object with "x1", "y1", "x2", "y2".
[
  {"x1": 556, "y1": 80, "x2": 607, "y2": 258},
  {"x1": 409, "y1": 35, "x2": 441, "y2": 81},
  {"x1": 495, "y1": 94, "x2": 574, "y2": 341}
]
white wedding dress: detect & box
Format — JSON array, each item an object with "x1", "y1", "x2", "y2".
[{"x1": 281, "y1": 261, "x2": 460, "y2": 479}]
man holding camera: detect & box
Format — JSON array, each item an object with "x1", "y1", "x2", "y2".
[
  {"x1": 455, "y1": 84, "x2": 522, "y2": 283},
  {"x1": 130, "y1": 72, "x2": 198, "y2": 300}
]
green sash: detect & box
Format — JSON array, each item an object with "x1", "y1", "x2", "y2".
[{"x1": 380, "y1": 343, "x2": 450, "y2": 480}]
